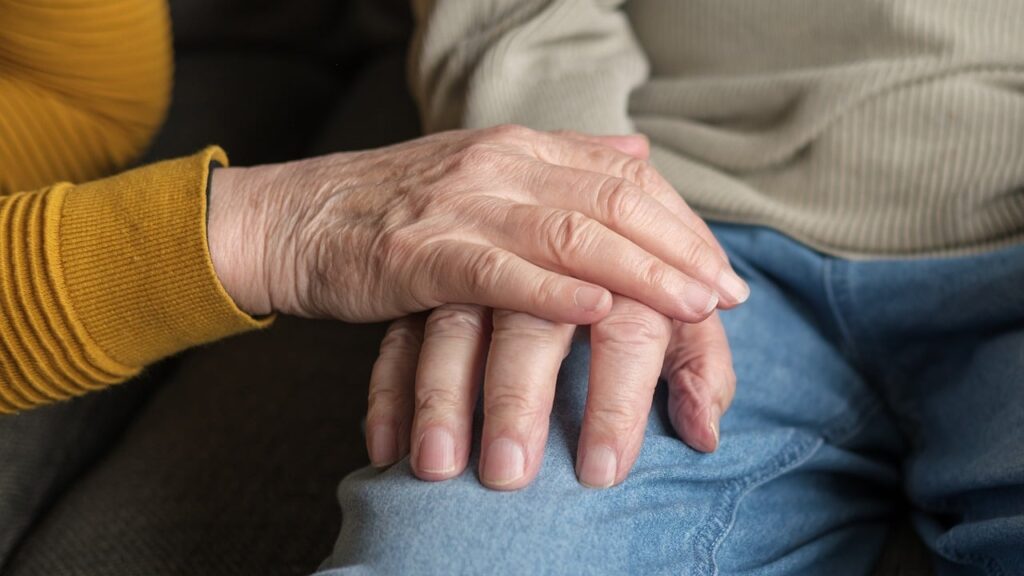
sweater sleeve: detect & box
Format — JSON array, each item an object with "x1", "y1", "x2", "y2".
[
  {"x1": 0, "y1": 149, "x2": 269, "y2": 413},
  {"x1": 409, "y1": 0, "x2": 649, "y2": 135},
  {"x1": 0, "y1": 0, "x2": 171, "y2": 191},
  {"x1": 0, "y1": 0, "x2": 269, "y2": 413}
]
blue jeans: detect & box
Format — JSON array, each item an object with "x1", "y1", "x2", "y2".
[{"x1": 316, "y1": 224, "x2": 1024, "y2": 575}]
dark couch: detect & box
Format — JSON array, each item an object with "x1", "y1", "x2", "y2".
[{"x1": 0, "y1": 1, "x2": 933, "y2": 574}]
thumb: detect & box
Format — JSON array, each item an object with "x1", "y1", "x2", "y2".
[{"x1": 662, "y1": 312, "x2": 736, "y2": 452}]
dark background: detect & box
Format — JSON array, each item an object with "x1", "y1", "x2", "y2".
[{"x1": 2, "y1": 1, "x2": 416, "y2": 573}]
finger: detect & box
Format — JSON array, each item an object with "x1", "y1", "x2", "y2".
[
  {"x1": 521, "y1": 164, "x2": 748, "y2": 307},
  {"x1": 409, "y1": 304, "x2": 491, "y2": 481},
  {"x1": 366, "y1": 315, "x2": 426, "y2": 468},
  {"x1": 478, "y1": 310, "x2": 576, "y2": 490},
  {"x1": 420, "y1": 240, "x2": 613, "y2": 325},
  {"x1": 553, "y1": 130, "x2": 651, "y2": 160},
  {"x1": 662, "y1": 312, "x2": 735, "y2": 453},
  {"x1": 577, "y1": 296, "x2": 671, "y2": 488},
  {"x1": 486, "y1": 204, "x2": 719, "y2": 323},
  {"x1": 540, "y1": 131, "x2": 731, "y2": 264}
]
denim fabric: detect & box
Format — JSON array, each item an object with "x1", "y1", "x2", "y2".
[{"x1": 316, "y1": 224, "x2": 1024, "y2": 575}]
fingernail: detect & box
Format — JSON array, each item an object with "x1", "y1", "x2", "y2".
[
  {"x1": 574, "y1": 286, "x2": 609, "y2": 312},
  {"x1": 482, "y1": 438, "x2": 525, "y2": 486},
  {"x1": 681, "y1": 282, "x2": 718, "y2": 315},
  {"x1": 368, "y1": 425, "x2": 397, "y2": 467},
  {"x1": 417, "y1": 427, "x2": 456, "y2": 474},
  {"x1": 717, "y1": 270, "x2": 750, "y2": 305},
  {"x1": 708, "y1": 405, "x2": 722, "y2": 450},
  {"x1": 578, "y1": 444, "x2": 618, "y2": 489}
]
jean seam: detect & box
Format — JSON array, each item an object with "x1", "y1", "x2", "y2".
[
  {"x1": 690, "y1": 433, "x2": 821, "y2": 576},
  {"x1": 692, "y1": 399, "x2": 888, "y2": 576},
  {"x1": 822, "y1": 258, "x2": 866, "y2": 367}
]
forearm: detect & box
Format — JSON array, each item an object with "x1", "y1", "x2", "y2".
[
  {"x1": 410, "y1": 0, "x2": 649, "y2": 134},
  {"x1": 0, "y1": 149, "x2": 268, "y2": 413}
]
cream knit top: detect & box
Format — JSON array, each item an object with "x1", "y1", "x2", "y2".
[{"x1": 412, "y1": 0, "x2": 1024, "y2": 258}]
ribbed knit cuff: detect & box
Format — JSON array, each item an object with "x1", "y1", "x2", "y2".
[
  {"x1": 1, "y1": 188, "x2": 129, "y2": 411},
  {"x1": 57, "y1": 147, "x2": 271, "y2": 370}
]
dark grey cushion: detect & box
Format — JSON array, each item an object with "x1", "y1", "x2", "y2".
[
  {"x1": 0, "y1": 374, "x2": 158, "y2": 568},
  {"x1": 3, "y1": 318, "x2": 386, "y2": 576}
]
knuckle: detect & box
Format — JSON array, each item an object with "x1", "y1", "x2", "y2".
[
  {"x1": 670, "y1": 357, "x2": 736, "y2": 411},
  {"x1": 415, "y1": 386, "x2": 465, "y2": 415},
  {"x1": 426, "y1": 305, "x2": 487, "y2": 339},
  {"x1": 379, "y1": 321, "x2": 424, "y2": 355},
  {"x1": 638, "y1": 260, "x2": 671, "y2": 291},
  {"x1": 525, "y1": 273, "x2": 565, "y2": 314},
  {"x1": 547, "y1": 210, "x2": 595, "y2": 264},
  {"x1": 484, "y1": 388, "x2": 544, "y2": 422},
  {"x1": 486, "y1": 123, "x2": 532, "y2": 142},
  {"x1": 593, "y1": 309, "x2": 670, "y2": 348},
  {"x1": 599, "y1": 177, "x2": 645, "y2": 226},
  {"x1": 622, "y1": 157, "x2": 658, "y2": 190},
  {"x1": 367, "y1": 385, "x2": 407, "y2": 416},
  {"x1": 467, "y1": 247, "x2": 510, "y2": 293},
  {"x1": 678, "y1": 237, "x2": 717, "y2": 273},
  {"x1": 587, "y1": 403, "x2": 640, "y2": 436},
  {"x1": 668, "y1": 368, "x2": 714, "y2": 404}
]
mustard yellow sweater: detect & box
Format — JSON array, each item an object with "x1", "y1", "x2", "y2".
[{"x1": 0, "y1": 0, "x2": 266, "y2": 413}]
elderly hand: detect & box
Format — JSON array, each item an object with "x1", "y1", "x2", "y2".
[
  {"x1": 365, "y1": 299, "x2": 735, "y2": 490},
  {"x1": 206, "y1": 126, "x2": 748, "y2": 324},
  {"x1": 363, "y1": 136, "x2": 739, "y2": 490}
]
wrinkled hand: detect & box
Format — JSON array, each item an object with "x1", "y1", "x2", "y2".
[
  {"x1": 365, "y1": 299, "x2": 735, "y2": 490},
  {"x1": 207, "y1": 125, "x2": 748, "y2": 323}
]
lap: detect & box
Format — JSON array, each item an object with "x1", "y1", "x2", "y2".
[
  {"x1": 318, "y1": 231, "x2": 903, "y2": 575},
  {"x1": 827, "y1": 236, "x2": 1024, "y2": 575},
  {"x1": 901, "y1": 325, "x2": 1024, "y2": 575},
  {"x1": 320, "y1": 227, "x2": 1024, "y2": 576}
]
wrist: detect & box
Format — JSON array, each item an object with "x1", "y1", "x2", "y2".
[{"x1": 208, "y1": 165, "x2": 273, "y2": 316}]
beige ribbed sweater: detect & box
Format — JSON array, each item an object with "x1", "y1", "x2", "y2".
[{"x1": 412, "y1": 0, "x2": 1024, "y2": 257}]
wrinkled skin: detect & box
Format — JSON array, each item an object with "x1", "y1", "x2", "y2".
[
  {"x1": 356, "y1": 129, "x2": 742, "y2": 491},
  {"x1": 207, "y1": 125, "x2": 746, "y2": 491},
  {"x1": 368, "y1": 300, "x2": 736, "y2": 491},
  {"x1": 208, "y1": 125, "x2": 747, "y2": 324}
]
